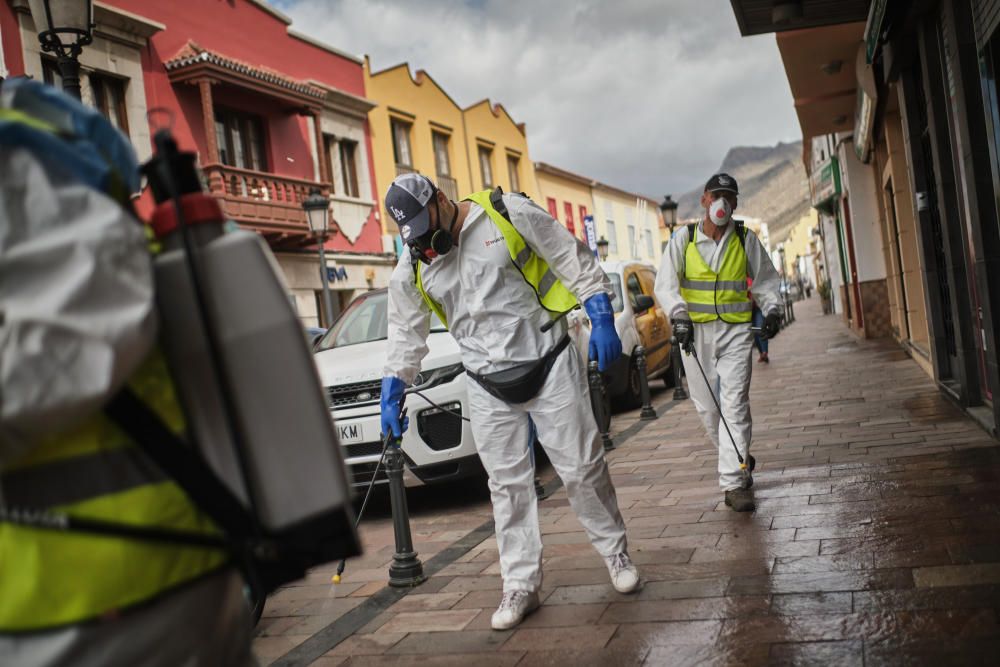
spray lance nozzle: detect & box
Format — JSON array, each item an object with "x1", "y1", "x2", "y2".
[{"x1": 143, "y1": 129, "x2": 203, "y2": 204}]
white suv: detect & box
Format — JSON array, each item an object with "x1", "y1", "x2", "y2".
[
  {"x1": 314, "y1": 289, "x2": 480, "y2": 489},
  {"x1": 314, "y1": 288, "x2": 596, "y2": 489}
]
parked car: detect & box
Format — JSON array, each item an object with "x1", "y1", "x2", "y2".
[
  {"x1": 596, "y1": 261, "x2": 675, "y2": 407},
  {"x1": 313, "y1": 288, "x2": 601, "y2": 490},
  {"x1": 313, "y1": 289, "x2": 478, "y2": 489},
  {"x1": 304, "y1": 326, "x2": 326, "y2": 351}
]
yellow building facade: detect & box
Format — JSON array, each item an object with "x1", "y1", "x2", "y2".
[
  {"x1": 534, "y1": 162, "x2": 596, "y2": 242},
  {"x1": 781, "y1": 210, "x2": 819, "y2": 276},
  {"x1": 462, "y1": 99, "x2": 540, "y2": 201},
  {"x1": 364, "y1": 59, "x2": 474, "y2": 236},
  {"x1": 592, "y1": 184, "x2": 663, "y2": 265}
]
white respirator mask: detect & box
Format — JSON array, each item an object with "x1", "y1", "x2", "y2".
[{"x1": 708, "y1": 197, "x2": 733, "y2": 226}]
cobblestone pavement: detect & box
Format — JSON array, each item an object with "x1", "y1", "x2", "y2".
[{"x1": 257, "y1": 297, "x2": 1000, "y2": 666}]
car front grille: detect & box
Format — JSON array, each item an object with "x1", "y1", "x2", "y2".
[
  {"x1": 345, "y1": 441, "x2": 385, "y2": 459},
  {"x1": 347, "y1": 460, "x2": 388, "y2": 487},
  {"x1": 327, "y1": 379, "x2": 381, "y2": 408}
]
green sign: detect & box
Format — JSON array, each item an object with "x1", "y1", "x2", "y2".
[
  {"x1": 865, "y1": 0, "x2": 889, "y2": 63},
  {"x1": 854, "y1": 89, "x2": 875, "y2": 163},
  {"x1": 810, "y1": 155, "x2": 840, "y2": 207}
]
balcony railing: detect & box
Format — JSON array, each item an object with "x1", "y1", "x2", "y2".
[
  {"x1": 203, "y1": 163, "x2": 329, "y2": 241},
  {"x1": 437, "y1": 174, "x2": 458, "y2": 200}
]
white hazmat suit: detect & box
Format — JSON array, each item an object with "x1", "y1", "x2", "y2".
[
  {"x1": 654, "y1": 221, "x2": 781, "y2": 491},
  {"x1": 384, "y1": 193, "x2": 627, "y2": 592}
]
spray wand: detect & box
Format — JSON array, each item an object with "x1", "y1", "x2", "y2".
[
  {"x1": 332, "y1": 407, "x2": 407, "y2": 584},
  {"x1": 683, "y1": 345, "x2": 755, "y2": 483}
]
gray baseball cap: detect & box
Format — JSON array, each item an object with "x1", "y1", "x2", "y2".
[{"x1": 384, "y1": 173, "x2": 437, "y2": 241}]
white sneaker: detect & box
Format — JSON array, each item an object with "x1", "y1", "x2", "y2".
[
  {"x1": 490, "y1": 590, "x2": 540, "y2": 630},
  {"x1": 605, "y1": 552, "x2": 640, "y2": 593}
]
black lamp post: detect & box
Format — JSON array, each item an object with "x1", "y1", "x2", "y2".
[
  {"x1": 659, "y1": 194, "x2": 678, "y2": 233},
  {"x1": 596, "y1": 236, "x2": 610, "y2": 261},
  {"x1": 303, "y1": 188, "x2": 335, "y2": 327},
  {"x1": 28, "y1": 0, "x2": 94, "y2": 100}
]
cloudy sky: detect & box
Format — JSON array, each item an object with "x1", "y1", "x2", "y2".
[{"x1": 271, "y1": 0, "x2": 799, "y2": 198}]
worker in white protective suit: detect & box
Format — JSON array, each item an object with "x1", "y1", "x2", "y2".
[
  {"x1": 0, "y1": 79, "x2": 254, "y2": 666},
  {"x1": 381, "y1": 173, "x2": 639, "y2": 630},
  {"x1": 654, "y1": 173, "x2": 782, "y2": 512}
]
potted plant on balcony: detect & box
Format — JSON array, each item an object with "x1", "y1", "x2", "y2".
[{"x1": 817, "y1": 280, "x2": 832, "y2": 315}]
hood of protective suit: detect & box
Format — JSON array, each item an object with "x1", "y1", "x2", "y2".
[{"x1": 0, "y1": 81, "x2": 152, "y2": 462}]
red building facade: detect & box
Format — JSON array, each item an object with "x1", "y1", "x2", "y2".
[{"x1": 2, "y1": 0, "x2": 393, "y2": 325}]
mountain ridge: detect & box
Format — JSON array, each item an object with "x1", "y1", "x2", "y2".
[{"x1": 676, "y1": 140, "x2": 809, "y2": 245}]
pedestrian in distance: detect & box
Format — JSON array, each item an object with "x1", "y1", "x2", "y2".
[
  {"x1": 749, "y1": 279, "x2": 770, "y2": 363},
  {"x1": 654, "y1": 173, "x2": 783, "y2": 512},
  {"x1": 380, "y1": 173, "x2": 640, "y2": 630}
]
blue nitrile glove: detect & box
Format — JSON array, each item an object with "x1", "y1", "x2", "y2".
[
  {"x1": 584, "y1": 293, "x2": 622, "y2": 372},
  {"x1": 380, "y1": 376, "x2": 408, "y2": 440}
]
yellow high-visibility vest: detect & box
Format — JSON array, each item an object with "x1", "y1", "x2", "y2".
[
  {"x1": 0, "y1": 351, "x2": 230, "y2": 632},
  {"x1": 414, "y1": 189, "x2": 578, "y2": 328},
  {"x1": 680, "y1": 223, "x2": 752, "y2": 324}
]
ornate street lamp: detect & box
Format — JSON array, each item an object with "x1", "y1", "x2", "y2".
[
  {"x1": 596, "y1": 236, "x2": 610, "y2": 261},
  {"x1": 659, "y1": 194, "x2": 678, "y2": 233},
  {"x1": 303, "y1": 188, "x2": 335, "y2": 326},
  {"x1": 28, "y1": 0, "x2": 94, "y2": 100}
]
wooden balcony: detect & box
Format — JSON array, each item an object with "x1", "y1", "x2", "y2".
[{"x1": 204, "y1": 163, "x2": 330, "y2": 247}]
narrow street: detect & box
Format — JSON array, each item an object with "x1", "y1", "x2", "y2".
[{"x1": 257, "y1": 297, "x2": 1000, "y2": 666}]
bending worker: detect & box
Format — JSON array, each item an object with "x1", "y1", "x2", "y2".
[
  {"x1": 381, "y1": 174, "x2": 639, "y2": 631},
  {"x1": 0, "y1": 79, "x2": 254, "y2": 665},
  {"x1": 654, "y1": 173, "x2": 781, "y2": 512}
]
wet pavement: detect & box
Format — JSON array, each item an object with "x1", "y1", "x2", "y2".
[{"x1": 256, "y1": 297, "x2": 1000, "y2": 666}]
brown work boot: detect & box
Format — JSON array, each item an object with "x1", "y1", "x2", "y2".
[{"x1": 725, "y1": 488, "x2": 756, "y2": 512}]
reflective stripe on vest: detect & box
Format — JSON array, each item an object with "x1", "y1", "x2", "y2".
[
  {"x1": 680, "y1": 226, "x2": 752, "y2": 324},
  {"x1": 414, "y1": 190, "x2": 578, "y2": 328},
  {"x1": 0, "y1": 352, "x2": 228, "y2": 632}
]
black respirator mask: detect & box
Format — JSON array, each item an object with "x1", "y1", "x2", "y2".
[{"x1": 409, "y1": 193, "x2": 459, "y2": 264}]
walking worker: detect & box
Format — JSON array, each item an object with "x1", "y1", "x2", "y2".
[
  {"x1": 654, "y1": 173, "x2": 782, "y2": 512},
  {"x1": 381, "y1": 173, "x2": 639, "y2": 630},
  {"x1": 0, "y1": 79, "x2": 254, "y2": 666}
]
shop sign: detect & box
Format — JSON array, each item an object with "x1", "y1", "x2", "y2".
[
  {"x1": 854, "y1": 89, "x2": 875, "y2": 163},
  {"x1": 810, "y1": 155, "x2": 840, "y2": 207},
  {"x1": 864, "y1": 0, "x2": 889, "y2": 63}
]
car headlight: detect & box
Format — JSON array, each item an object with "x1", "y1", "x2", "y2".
[{"x1": 408, "y1": 362, "x2": 465, "y2": 391}]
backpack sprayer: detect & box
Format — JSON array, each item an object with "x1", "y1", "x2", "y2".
[{"x1": 142, "y1": 124, "x2": 360, "y2": 607}]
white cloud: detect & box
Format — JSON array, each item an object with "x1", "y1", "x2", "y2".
[{"x1": 272, "y1": 0, "x2": 799, "y2": 197}]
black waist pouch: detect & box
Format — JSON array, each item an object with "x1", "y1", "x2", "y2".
[{"x1": 467, "y1": 334, "x2": 571, "y2": 404}]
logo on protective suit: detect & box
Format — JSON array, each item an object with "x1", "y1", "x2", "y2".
[
  {"x1": 401, "y1": 224, "x2": 412, "y2": 239},
  {"x1": 484, "y1": 236, "x2": 504, "y2": 248}
]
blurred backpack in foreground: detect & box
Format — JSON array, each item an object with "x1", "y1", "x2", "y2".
[{"x1": 0, "y1": 77, "x2": 358, "y2": 667}]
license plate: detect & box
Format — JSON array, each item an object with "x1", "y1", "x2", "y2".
[{"x1": 338, "y1": 423, "x2": 364, "y2": 444}]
